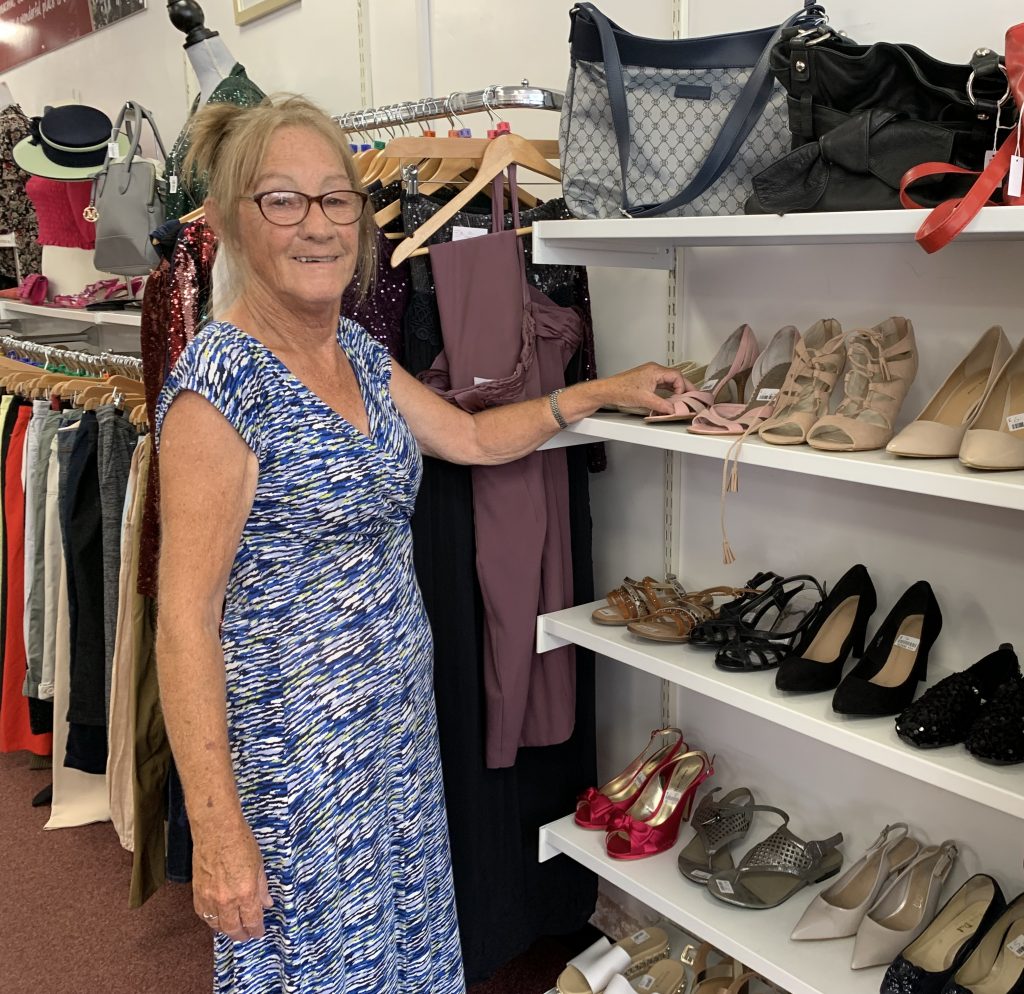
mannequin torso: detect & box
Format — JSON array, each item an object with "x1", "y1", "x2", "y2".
[{"x1": 185, "y1": 36, "x2": 236, "y2": 105}]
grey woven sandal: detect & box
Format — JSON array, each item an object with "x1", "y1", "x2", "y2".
[
  {"x1": 677, "y1": 787, "x2": 769, "y2": 883},
  {"x1": 706, "y1": 815, "x2": 844, "y2": 910}
]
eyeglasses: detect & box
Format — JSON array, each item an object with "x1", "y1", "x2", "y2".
[{"x1": 249, "y1": 189, "x2": 368, "y2": 226}]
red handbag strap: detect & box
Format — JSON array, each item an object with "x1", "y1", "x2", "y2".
[{"x1": 902, "y1": 136, "x2": 1015, "y2": 253}]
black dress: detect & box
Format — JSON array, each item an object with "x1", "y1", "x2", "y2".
[{"x1": 401, "y1": 191, "x2": 599, "y2": 983}]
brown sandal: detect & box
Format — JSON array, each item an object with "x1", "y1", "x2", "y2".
[
  {"x1": 592, "y1": 575, "x2": 689, "y2": 626},
  {"x1": 626, "y1": 587, "x2": 752, "y2": 643}
]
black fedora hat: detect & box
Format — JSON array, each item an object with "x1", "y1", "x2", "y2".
[{"x1": 13, "y1": 104, "x2": 129, "y2": 180}]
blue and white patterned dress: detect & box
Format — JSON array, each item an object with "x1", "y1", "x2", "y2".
[{"x1": 155, "y1": 318, "x2": 466, "y2": 994}]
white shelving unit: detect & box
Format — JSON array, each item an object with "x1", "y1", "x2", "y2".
[
  {"x1": 532, "y1": 208, "x2": 1024, "y2": 994},
  {"x1": 0, "y1": 299, "x2": 142, "y2": 328},
  {"x1": 537, "y1": 602, "x2": 1024, "y2": 820},
  {"x1": 539, "y1": 814, "x2": 884, "y2": 994}
]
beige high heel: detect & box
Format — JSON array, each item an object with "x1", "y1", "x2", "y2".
[
  {"x1": 888, "y1": 325, "x2": 1012, "y2": 458},
  {"x1": 958, "y1": 338, "x2": 1024, "y2": 471},
  {"x1": 758, "y1": 318, "x2": 845, "y2": 445},
  {"x1": 807, "y1": 317, "x2": 918, "y2": 452}
]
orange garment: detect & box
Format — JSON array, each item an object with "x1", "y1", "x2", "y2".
[{"x1": 0, "y1": 405, "x2": 52, "y2": 754}]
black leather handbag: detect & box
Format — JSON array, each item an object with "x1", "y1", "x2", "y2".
[{"x1": 745, "y1": 24, "x2": 1016, "y2": 214}]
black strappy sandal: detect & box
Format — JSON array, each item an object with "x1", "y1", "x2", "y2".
[
  {"x1": 688, "y1": 571, "x2": 781, "y2": 648},
  {"x1": 713, "y1": 575, "x2": 826, "y2": 673}
]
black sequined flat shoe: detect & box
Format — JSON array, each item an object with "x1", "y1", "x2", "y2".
[
  {"x1": 895, "y1": 644, "x2": 1019, "y2": 749},
  {"x1": 965, "y1": 675, "x2": 1024, "y2": 764},
  {"x1": 880, "y1": 875, "x2": 1006, "y2": 994}
]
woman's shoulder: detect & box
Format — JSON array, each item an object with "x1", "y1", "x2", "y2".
[{"x1": 339, "y1": 316, "x2": 391, "y2": 372}]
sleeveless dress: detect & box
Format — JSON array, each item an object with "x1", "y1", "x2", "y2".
[{"x1": 154, "y1": 319, "x2": 465, "y2": 994}]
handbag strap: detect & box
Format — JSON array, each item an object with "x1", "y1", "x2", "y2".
[{"x1": 574, "y1": 1, "x2": 824, "y2": 217}]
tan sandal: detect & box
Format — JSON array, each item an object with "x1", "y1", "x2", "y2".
[
  {"x1": 682, "y1": 943, "x2": 747, "y2": 994},
  {"x1": 625, "y1": 587, "x2": 749, "y2": 644},
  {"x1": 592, "y1": 575, "x2": 688, "y2": 626},
  {"x1": 556, "y1": 927, "x2": 670, "y2": 994}
]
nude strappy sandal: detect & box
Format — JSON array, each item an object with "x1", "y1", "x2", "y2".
[
  {"x1": 645, "y1": 325, "x2": 760, "y2": 424},
  {"x1": 592, "y1": 575, "x2": 689, "y2": 626},
  {"x1": 758, "y1": 318, "x2": 845, "y2": 445},
  {"x1": 682, "y1": 943, "x2": 747, "y2": 994},
  {"x1": 807, "y1": 317, "x2": 919, "y2": 452},
  {"x1": 888, "y1": 325, "x2": 1011, "y2": 458},
  {"x1": 556, "y1": 928, "x2": 670, "y2": 994},
  {"x1": 604, "y1": 959, "x2": 686, "y2": 994}
]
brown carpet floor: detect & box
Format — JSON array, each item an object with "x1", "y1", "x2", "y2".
[{"x1": 0, "y1": 752, "x2": 580, "y2": 994}]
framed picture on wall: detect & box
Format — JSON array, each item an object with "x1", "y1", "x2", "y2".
[{"x1": 233, "y1": 0, "x2": 299, "y2": 26}]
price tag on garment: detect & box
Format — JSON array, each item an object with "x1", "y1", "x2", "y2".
[
  {"x1": 756, "y1": 388, "x2": 780, "y2": 402},
  {"x1": 637, "y1": 975, "x2": 656, "y2": 991},
  {"x1": 631, "y1": 930, "x2": 650, "y2": 944},
  {"x1": 1007, "y1": 413, "x2": 1024, "y2": 432},
  {"x1": 1009, "y1": 154, "x2": 1024, "y2": 199},
  {"x1": 169, "y1": 174, "x2": 179, "y2": 195},
  {"x1": 700, "y1": 378, "x2": 719, "y2": 391},
  {"x1": 716, "y1": 879, "x2": 736, "y2": 895},
  {"x1": 986, "y1": 149, "x2": 997, "y2": 168},
  {"x1": 473, "y1": 377, "x2": 495, "y2": 386},
  {"x1": 107, "y1": 141, "x2": 119, "y2": 159},
  {"x1": 1007, "y1": 934, "x2": 1024, "y2": 958},
  {"x1": 452, "y1": 226, "x2": 488, "y2": 241},
  {"x1": 895, "y1": 635, "x2": 920, "y2": 651}
]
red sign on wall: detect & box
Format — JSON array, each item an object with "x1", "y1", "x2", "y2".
[{"x1": 0, "y1": 0, "x2": 146, "y2": 74}]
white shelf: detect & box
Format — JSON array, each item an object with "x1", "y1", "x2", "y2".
[
  {"x1": 537, "y1": 601, "x2": 1024, "y2": 820},
  {"x1": 0, "y1": 299, "x2": 142, "y2": 327},
  {"x1": 548, "y1": 413, "x2": 1024, "y2": 512},
  {"x1": 532, "y1": 206, "x2": 1024, "y2": 269},
  {"x1": 539, "y1": 814, "x2": 884, "y2": 994}
]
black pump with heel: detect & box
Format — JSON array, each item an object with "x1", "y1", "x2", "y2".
[
  {"x1": 775, "y1": 564, "x2": 877, "y2": 693},
  {"x1": 832, "y1": 580, "x2": 942, "y2": 717}
]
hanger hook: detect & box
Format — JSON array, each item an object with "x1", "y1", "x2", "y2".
[
  {"x1": 482, "y1": 84, "x2": 499, "y2": 123},
  {"x1": 444, "y1": 92, "x2": 466, "y2": 133}
]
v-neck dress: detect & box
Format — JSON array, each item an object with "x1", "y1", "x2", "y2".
[{"x1": 155, "y1": 319, "x2": 465, "y2": 994}]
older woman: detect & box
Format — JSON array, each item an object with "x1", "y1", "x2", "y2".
[{"x1": 155, "y1": 94, "x2": 684, "y2": 994}]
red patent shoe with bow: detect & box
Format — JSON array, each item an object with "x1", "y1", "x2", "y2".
[
  {"x1": 605, "y1": 750, "x2": 714, "y2": 860},
  {"x1": 574, "y1": 727, "x2": 685, "y2": 830}
]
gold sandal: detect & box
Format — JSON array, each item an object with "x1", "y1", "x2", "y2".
[
  {"x1": 592, "y1": 575, "x2": 689, "y2": 626},
  {"x1": 626, "y1": 587, "x2": 750, "y2": 644}
]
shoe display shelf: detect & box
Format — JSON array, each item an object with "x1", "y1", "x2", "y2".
[
  {"x1": 533, "y1": 206, "x2": 1024, "y2": 994},
  {"x1": 0, "y1": 298, "x2": 142, "y2": 328}
]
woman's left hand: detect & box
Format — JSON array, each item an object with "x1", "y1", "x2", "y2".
[{"x1": 590, "y1": 362, "x2": 690, "y2": 417}]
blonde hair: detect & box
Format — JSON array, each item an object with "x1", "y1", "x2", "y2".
[{"x1": 182, "y1": 93, "x2": 376, "y2": 309}]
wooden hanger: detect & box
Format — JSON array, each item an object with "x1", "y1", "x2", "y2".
[
  {"x1": 374, "y1": 155, "x2": 479, "y2": 228},
  {"x1": 389, "y1": 132, "x2": 561, "y2": 268}
]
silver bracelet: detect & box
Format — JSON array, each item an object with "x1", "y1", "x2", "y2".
[{"x1": 549, "y1": 388, "x2": 569, "y2": 430}]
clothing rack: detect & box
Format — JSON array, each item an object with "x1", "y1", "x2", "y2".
[
  {"x1": 0, "y1": 336, "x2": 143, "y2": 378},
  {"x1": 335, "y1": 82, "x2": 563, "y2": 133}
]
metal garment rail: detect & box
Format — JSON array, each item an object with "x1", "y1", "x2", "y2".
[
  {"x1": 335, "y1": 82, "x2": 563, "y2": 133},
  {"x1": 0, "y1": 335, "x2": 143, "y2": 377}
]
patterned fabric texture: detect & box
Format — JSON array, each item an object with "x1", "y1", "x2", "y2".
[
  {"x1": 0, "y1": 104, "x2": 42, "y2": 278},
  {"x1": 559, "y1": 59, "x2": 788, "y2": 218},
  {"x1": 155, "y1": 319, "x2": 465, "y2": 994}
]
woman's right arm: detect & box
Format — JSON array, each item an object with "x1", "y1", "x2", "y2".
[{"x1": 156, "y1": 391, "x2": 270, "y2": 942}]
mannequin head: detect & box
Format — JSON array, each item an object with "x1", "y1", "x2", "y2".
[{"x1": 166, "y1": 0, "x2": 218, "y2": 47}]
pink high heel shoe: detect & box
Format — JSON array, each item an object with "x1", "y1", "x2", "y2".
[
  {"x1": 646, "y1": 325, "x2": 761, "y2": 424},
  {"x1": 605, "y1": 750, "x2": 714, "y2": 859},
  {"x1": 54, "y1": 276, "x2": 145, "y2": 309}
]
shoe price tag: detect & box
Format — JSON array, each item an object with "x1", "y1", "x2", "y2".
[
  {"x1": 700, "y1": 378, "x2": 719, "y2": 391},
  {"x1": 663, "y1": 788, "x2": 682, "y2": 808},
  {"x1": 716, "y1": 879, "x2": 736, "y2": 895},
  {"x1": 1009, "y1": 155, "x2": 1024, "y2": 199},
  {"x1": 1006, "y1": 935, "x2": 1024, "y2": 957},
  {"x1": 756, "y1": 388, "x2": 780, "y2": 403},
  {"x1": 637, "y1": 975, "x2": 656, "y2": 991},
  {"x1": 631, "y1": 929, "x2": 650, "y2": 944},
  {"x1": 1007, "y1": 413, "x2": 1024, "y2": 432},
  {"x1": 895, "y1": 635, "x2": 921, "y2": 651}
]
